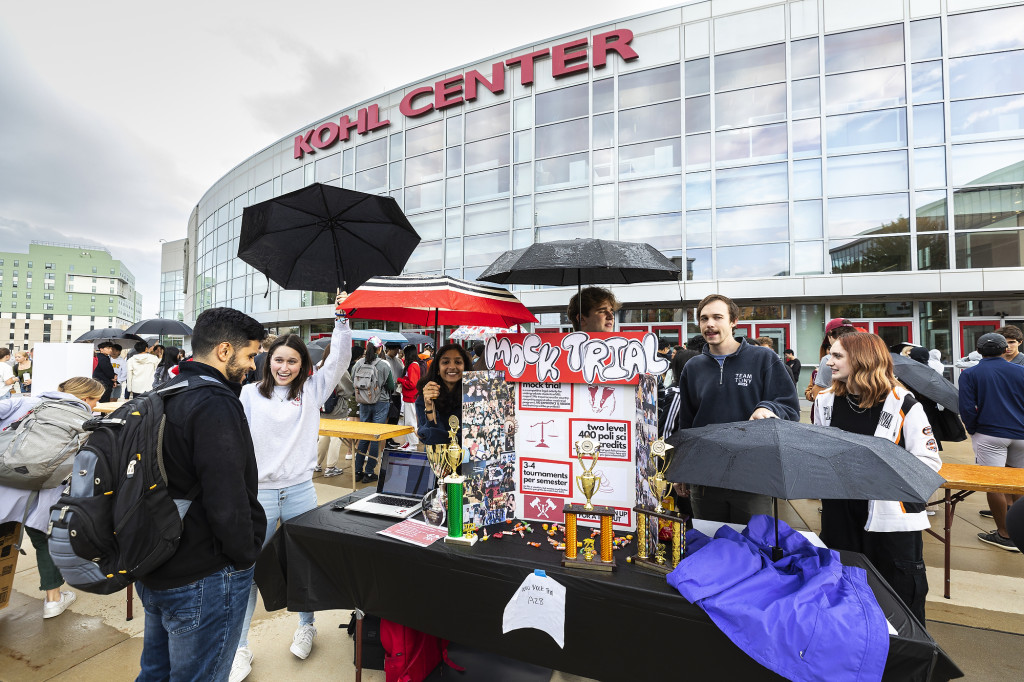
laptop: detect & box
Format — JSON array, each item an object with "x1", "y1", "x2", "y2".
[{"x1": 346, "y1": 450, "x2": 436, "y2": 519}]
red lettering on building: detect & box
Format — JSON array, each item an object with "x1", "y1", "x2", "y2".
[
  {"x1": 293, "y1": 30, "x2": 637, "y2": 159},
  {"x1": 435, "y1": 75, "x2": 465, "y2": 110},
  {"x1": 310, "y1": 122, "x2": 340, "y2": 149},
  {"x1": 400, "y1": 86, "x2": 434, "y2": 118},
  {"x1": 465, "y1": 63, "x2": 505, "y2": 101},
  {"x1": 505, "y1": 49, "x2": 550, "y2": 86},
  {"x1": 294, "y1": 130, "x2": 314, "y2": 158},
  {"x1": 552, "y1": 38, "x2": 589, "y2": 77},
  {"x1": 592, "y1": 29, "x2": 638, "y2": 68}
]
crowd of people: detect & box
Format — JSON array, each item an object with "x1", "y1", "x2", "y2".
[{"x1": 2, "y1": 283, "x2": 1023, "y2": 681}]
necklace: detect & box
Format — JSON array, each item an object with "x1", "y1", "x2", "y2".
[{"x1": 845, "y1": 394, "x2": 868, "y2": 413}]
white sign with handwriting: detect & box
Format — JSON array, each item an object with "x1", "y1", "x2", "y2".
[{"x1": 501, "y1": 572, "x2": 567, "y2": 648}]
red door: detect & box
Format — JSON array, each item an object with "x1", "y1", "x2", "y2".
[
  {"x1": 960, "y1": 320, "x2": 1000, "y2": 359},
  {"x1": 653, "y1": 325, "x2": 682, "y2": 346},
  {"x1": 874, "y1": 321, "x2": 912, "y2": 349},
  {"x1": 754, "y1": 324, "x2": 790, "y2": 354}
]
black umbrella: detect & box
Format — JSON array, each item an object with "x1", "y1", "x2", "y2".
[
  {"x1": 477, "y1": 238, "x2": 681, "y2": 298},
  {"x1": 306, "y1": 342, "x2": 325, "y2": 366},
  {"x1": 400, "y1": 332, "x2": 434, "y2": 346},
  {"x1": 74, "y1": 328, "x2": 143, "y2": 344},
  {"x1": 125, "y1": 318, "x2": 193, "y2": 336},
  {"x1": 891, "y1": 353, "x2": 959, "y2": 414},
  {"x1": 238, "y1": 183, "x2": 420, "y2": 294},
  {"x1": 666, "y1": 419, "x2": 945, "y2": 559}
]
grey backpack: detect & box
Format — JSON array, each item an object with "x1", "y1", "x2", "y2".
[
  {"x1": 353, "y1": 359, "x2": 384, "y2": 404},
  {"x1": 0, "y1": 398, "x2": 91, "y2": 490}
]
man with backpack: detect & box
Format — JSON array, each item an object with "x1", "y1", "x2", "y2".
[
  {"x1": 135, "y1": 307, "x2": 268, "y2": 681},
  {"x1": 351, "y1": 338, "x2": 395, "y2": 483}
]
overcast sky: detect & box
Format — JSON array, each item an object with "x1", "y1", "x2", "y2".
[{"x1": 0, "y1": 0, "x2": 672, "y2": 317}]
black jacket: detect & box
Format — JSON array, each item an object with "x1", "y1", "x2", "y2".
[
  {"x1": 92, "y1": 353, "x2": 115, "y2": 386},
  {"x1": 141, "y1": 361, "x2": 267, "y2": 590},
  {"x1": 674, "y1": 337, "x2": 800, "y2": 431}
]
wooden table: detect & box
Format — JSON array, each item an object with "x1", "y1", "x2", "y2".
[
  {"x1": 929, "y1": 462, "x2": 1024, "y2": 598},
  {"x1": 318, "y1": 418, "x2": 413, "y2": 490}
]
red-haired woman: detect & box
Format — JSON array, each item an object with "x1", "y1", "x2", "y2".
[{"x1": 812, "y1": 332, "x2": 941, "y2": 623}]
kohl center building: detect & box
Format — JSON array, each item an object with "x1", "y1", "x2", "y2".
[{"x1": 186, "y1": 0, "x2": 1024, "y2": 378}]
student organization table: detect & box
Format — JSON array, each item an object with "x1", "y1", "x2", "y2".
[{"x1": 255, "y1": 491, "x2": 962, "y2": 682}]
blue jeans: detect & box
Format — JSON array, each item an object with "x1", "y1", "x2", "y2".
[
  {"x1": 137, "y1": 564, "x2": 254, "y2": 682},
  {"x1": 355, "y1": 400, "x2": 390, "y2": 475},
  {"x1": 238, "y1": 481, "x2": 318, "y2": 649}
]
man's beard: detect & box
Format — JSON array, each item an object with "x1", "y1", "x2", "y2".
[{"x1": 225, "y1": 354, "x2": 250, "y2": 383}]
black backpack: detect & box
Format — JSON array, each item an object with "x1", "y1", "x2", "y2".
[{"x1": 47, "y1": 375, "x2": 226, "y2": 595}]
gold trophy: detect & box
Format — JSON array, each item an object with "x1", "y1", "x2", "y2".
[
  {"x1": 562, "y1": 438, "x2": 616, "y2": 571},
  {"x1": 423, "y1": 421, "x2": 457, "y2": 527},
  {"x1": 434, "y1": 415, "x2": 476, "y2": 546},
  {"x1": 631, "y1": 437, "x2": 686, "y2": 575}
]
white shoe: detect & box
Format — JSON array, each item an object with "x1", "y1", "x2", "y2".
[
  {"x1": 324, "y1": 466, "x2": 343, "y2": 477},
  {"x1": 290, "y1": 623, "x2": 316, "y2": 659},
  {"x1": 313, "y1": 465, "x2": 323, "y2": 473},
  {"x1": 43, "y1": 591, "x2": 76, "y2": 619},
  {"x1": 399, "y1": 442, "x2": 412, "y2": 450},
  {"x1": 229, "y1": 647, "x2": 253, "y2": 682}
]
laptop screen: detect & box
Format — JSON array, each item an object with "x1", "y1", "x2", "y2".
[{"x1": 381, "y1": 451, "x2": 435, "y2": 497}]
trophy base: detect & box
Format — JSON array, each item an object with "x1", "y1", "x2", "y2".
[
  {"x1": 562, "y1": 555, "x2": 617, "y2": 572},
  {"x1": 629, "y1": 557, "x2": 674, "y2": 575},
  {"x1": 564, "y1": 503, "x2": 616, "y2": 515},
  {"x1": 444, "y1": 533, "x2": 478, "y2": 546}
]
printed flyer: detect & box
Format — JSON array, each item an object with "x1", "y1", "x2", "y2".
[{"x1": 462, "y1": 371, "x2": 517, "y2": 527}]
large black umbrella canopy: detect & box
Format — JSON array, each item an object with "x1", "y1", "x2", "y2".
[
  {"x1": 477, "y1": 238, "x2": 681, "y2": 289},
  {"x1": 665, "y1": 419, "x2": 944, "y2": 504},
  {"x1": 74, "y1": 328, "x2": 143, "y2": 344},
  {"x1": 238, "y1": 183, "x2": 420, "y2": 293},
  {"x1": 891, "y1": 352, "x2": 959, "y2": 414},
  {"x1": 125, "y1": 318, "x2": 193, "y2": 336}
]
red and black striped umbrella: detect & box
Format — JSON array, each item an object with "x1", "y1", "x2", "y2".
[{"x1": 341, "y1": 276, "x2": 537, "y2": 337}]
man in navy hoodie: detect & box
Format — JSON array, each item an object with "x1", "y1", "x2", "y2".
[
  {"x1": 959, "y1": 332, "x2": 1024, "y2": 552},
  {"x1": 673, "y1": 294, "x2": 800, "y2": 523}
]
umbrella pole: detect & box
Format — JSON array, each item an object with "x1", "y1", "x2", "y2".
[
  {"x1": 434, "y1": 308, "x2": 440, "y2": 349},
  {"x1": 771, "y1": 498, "x2": 783, "y2": 562}
]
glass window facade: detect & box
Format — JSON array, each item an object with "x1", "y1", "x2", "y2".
[{"x1": 190, "y1": 0, "x2": 1024, "y2": 363}]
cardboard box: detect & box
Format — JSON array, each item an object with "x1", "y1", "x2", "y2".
[{"x1": 0, "y1": 521, "x2": 22, "y2": 611}]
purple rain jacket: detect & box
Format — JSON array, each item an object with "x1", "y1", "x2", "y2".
[{"x1": 667, "y1": 515, "x2": 889, "y2": 682}]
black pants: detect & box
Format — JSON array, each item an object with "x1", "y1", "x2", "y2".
[{"x1": 821, "y1": 499, "x2": 928, "y2": 624}]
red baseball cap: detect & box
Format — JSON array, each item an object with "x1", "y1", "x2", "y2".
[{"x1": 825, "y1": 318, "x2": 853, "y2": 333}]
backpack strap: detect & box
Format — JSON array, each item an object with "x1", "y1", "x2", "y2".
[{"x1": 13, "y1": 490, "x2": 39, "y2": 553}]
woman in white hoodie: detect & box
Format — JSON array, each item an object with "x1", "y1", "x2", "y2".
[
  {"x1": 125, "y1": 340, "x2": 160, "y2": 397},
  {"x1": 231, "y1": 294, "x2": 350, "y2": 682},
  {"x1": 812, "y1": 332, "x2": 941, "y2": 624}
]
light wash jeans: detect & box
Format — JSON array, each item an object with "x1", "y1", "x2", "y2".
[
  {"x1": 237, "y1": 480, "x2": 318, "y2": 649},
  {"x1": 137, "y1": 564, "x2": 254, "y2": 682},
  {"x1": 355, "y1": 400, "x2": 390, "y2": 474}
]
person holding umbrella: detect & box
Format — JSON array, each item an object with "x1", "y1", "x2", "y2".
[
  {"x1": 231, "y1": 293, "x2": 350, "y2": 678},
  {"x1": 567, "y1": 286, "x2": 620, "y2": 332},
  {"x1": 812, "y1": 332, "x2": 942, "y2": 623},
  {"x1": 416, "y1": 343, "x2": 474, "y2": 446}
]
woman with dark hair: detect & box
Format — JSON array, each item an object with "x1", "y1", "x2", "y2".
[
  {"x1": 151, "y1": 346, "x2": 180, "y2": 389},
  {"x1": 416, "y1": 343, "x2": 473, "y2": 446},
  {"x1": 396, "y1": 344, "x2": 422, "y2": 450},
  {"x1": 232, "y1": 294, "x2": 350, "y2": 676},
  {"x1": 812, "y1": 332, "x2": 941, "y2": 623}
]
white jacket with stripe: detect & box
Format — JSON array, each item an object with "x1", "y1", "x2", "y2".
[{"x1": 813, "y1": 386, "x2": 942, "y2": 532}]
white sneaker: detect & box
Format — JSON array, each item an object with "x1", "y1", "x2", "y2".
[
  {"x1": 313, "y1": 465, "x2": 323, "y2": 473},
  {"x1": 399, "y1": 442, "x2": 412, "y2": 450},
  {"x1": 228, "y1": 647, "x2": 253, "y2": 682},
  {"x1": 43, "y1": 591, "x2": 76, "y2": 619},
  {"x1": 324, "y1": 466, "x2": 343, "y2": 477},
  {"x1": 289, "y1": 623, "x2": 316, "y2": 659}
]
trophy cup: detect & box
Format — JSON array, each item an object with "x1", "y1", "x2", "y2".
[
  {"x1": 631, "y1": 438, "x2": 686, "y2": 575},
  {"x1": 423, "y1": 434, "x2": 455, "y2": 527},
  {"x1": 562, "y1": 438, "x2": 616, "y2": 571},
  {"x1": 436, "y1": 415, "x2": 477, "y2": 546}
]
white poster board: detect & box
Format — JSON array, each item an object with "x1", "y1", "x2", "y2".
[{"x1": 30, "y1": 343, "x2": 94, "y2": 395}]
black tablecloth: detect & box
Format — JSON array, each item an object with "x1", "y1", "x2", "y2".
[{"x1": 256, "y1": 491, "x2": 962, "y2": 682}]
